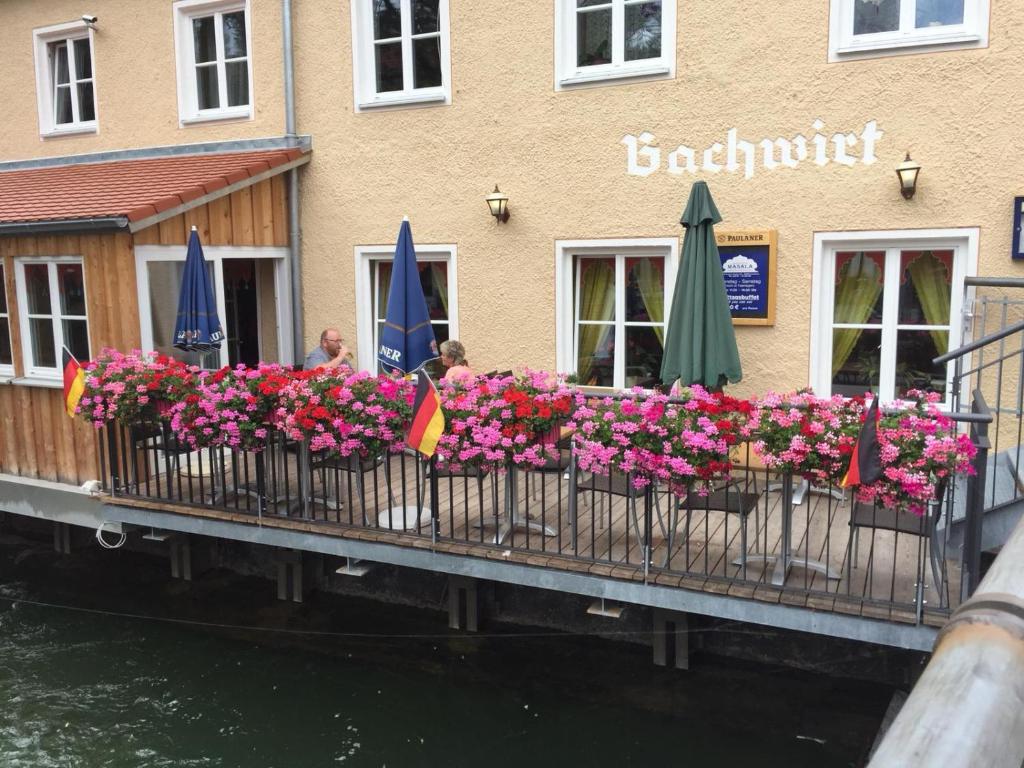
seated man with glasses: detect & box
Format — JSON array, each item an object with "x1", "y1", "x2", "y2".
[{"x1": 304, "y1": 328, "x2": 353, "y2": 371}]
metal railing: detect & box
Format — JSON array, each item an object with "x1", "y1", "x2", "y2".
[
  {"x1": 933, "y1": 274, "x2": 1024, "y2": 561},
  {"x1": 939, "y1": 276, "x2": 1024, "y2": 519},
  {"x1": 100, "y1": 400, "x2": 992, "y2": 623}
]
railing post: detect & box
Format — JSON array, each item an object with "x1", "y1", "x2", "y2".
[
  {"x1": 963, "y1": 390, "x2": 991, "y2": 600},
  {"x1": 779, "y1": 469, "x2": 794, "y2": 578},
  {"x1": 255, "y1": 450, "x2": 268, "y2": 519},
  {"x1": 567, "y1": 451, "x2": 578, "y2": 554},
  {"x1": 429, "y1": 455, "x2": 440, "y2": 544},
  {"x1": 642, "y1": 485, "x2": 653, "y2": 583},
  {"x1": 106, "y1": 425, "x2": 119, "y2": 496}
]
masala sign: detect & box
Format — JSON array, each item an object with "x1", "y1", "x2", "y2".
[{"x1": 716, "y1": 230, "x2": 777, "y2": 326}]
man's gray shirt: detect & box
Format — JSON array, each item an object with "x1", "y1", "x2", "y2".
[{"x1": 303, "y1": 347, "x2": 330, "y2": 370}]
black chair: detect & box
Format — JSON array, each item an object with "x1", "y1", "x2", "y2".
[
  {"x1": 430, "y1": 461, "x2": 503, "y2": 539},
  {"x1": 575, "y1": 469, "x2": 672, "y2": 554},
  {"x1": 525, "y1": 431, "x2": 574, "y2": 500},
  {"x1": 308, "y1": 452, "x2": 396, "y2": 521},
  {"x1": 128, "y1": 422, "x2": 225, "y2": 503},
  {"x1": 673, "y1": 479, "x2": 762, "y2": 571},
  {"x1": 847, "y1": 477, "x2": 950, "y2": 605}
]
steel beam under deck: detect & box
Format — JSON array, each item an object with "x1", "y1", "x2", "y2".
[{"x1": 100, "y1": 501, "x2": 939, "y2": 652}]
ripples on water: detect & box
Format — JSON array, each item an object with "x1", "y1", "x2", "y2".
[{"x1": 0, "y1": 543, "x2": 887, "y2": 767}]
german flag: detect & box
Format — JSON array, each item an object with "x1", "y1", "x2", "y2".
[
  {"x1": 62, "y1": 347, "x2": 86, "y2": 418},
  {"x1": 841, "y1": 397, "x2": 882, "y2": 488},
  {"x1": 406, "y1": 373, "x2": 444, "y2": 458}
]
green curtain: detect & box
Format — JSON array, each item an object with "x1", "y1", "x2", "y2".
[
  {"x1": 430, "y1": 263, "x2": 449, "y2": 318},
  {"x1": 906, "y1": 251, "x2": 950, "y2": 354},
  {"x1": 377, "y1": 261, "x2": 392, "y2": 319},
  {"x1": 576, "y1": 259, "x2": 615, "y2": 385},
  {"x1": 633, "y1": 258, "x2": 665, "y2": 345},
  {"x1": 831, "y1": 253, "x2": 883, "y2": 378}
]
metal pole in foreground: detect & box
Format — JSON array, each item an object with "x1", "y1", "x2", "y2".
[{"x1": 869, "y1": 512, "x2": 1024, "y2": 768}]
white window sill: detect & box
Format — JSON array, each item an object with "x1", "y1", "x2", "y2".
[
  {"x1": 0, "y1": 374, "x2": 13, "y2": 385},
  {"x1": 558, "y1": 64, "x2": 671, "y2": 89},
  {"x1": 40, "y1": 123, "x2": 98, "y2": 139},
  {"x1": 357, "y1": 91, "x2": 448, "y2": 111},
  {"x1": 12, "y1": 376, "x2": 64, "y2": 389},
  {"x1": 180, "y1": 108, "x2": 252, "y2": 126},
  {"x1": 834, "y1": 32, "x2": 982, "y2": 57}
]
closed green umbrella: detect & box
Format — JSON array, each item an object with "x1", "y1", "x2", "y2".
[{"x1": 660, "y1": 181, "x2": 742, "y2": 391}]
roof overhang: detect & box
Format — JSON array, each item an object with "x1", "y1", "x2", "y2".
[
  {"x1": 126, "y1": 151, "x2": 309, "y2": 234},
  {"x1": 0, "y1": 136, "x2": 312, "y2": 236}
]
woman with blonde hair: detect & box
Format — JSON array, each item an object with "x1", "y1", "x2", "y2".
[{"x1": 439, "y1": 340, "x2": 473, "y2": 382}]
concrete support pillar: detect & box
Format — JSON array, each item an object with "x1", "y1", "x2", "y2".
[
  {"x1": 653, "y1": 609, "x2": 689, "y2": 670},
  {"x1": 53, "y1": 522, "x2": 72, "y2": 554},
  {"x1": 276, "y1": 549, "x2": 306, "y2": 603},
  {"x1": 448, "y1": 575, "x2": 479, "y2": 631},
  {"x1": 170, "y1": 536, "x2": 192, "y2": 581}
]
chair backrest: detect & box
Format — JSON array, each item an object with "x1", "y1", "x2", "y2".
[
  {"x1": 578, "y1": 469, "x2": 641, "y2": 499},
  {"x1": 929, "y1": 475, "x2": 951, "y2": 526}
]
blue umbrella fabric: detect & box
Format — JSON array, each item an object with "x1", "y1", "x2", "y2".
[
  {"x1": 173, "y1": 228, "x2": 224, "y2": 352},
  {"x1": 377, "y1": 218, "x2": 439, "y2": 374}
]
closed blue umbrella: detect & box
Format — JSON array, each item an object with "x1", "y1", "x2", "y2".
[
  {"x1": 377, "y1": 218, "x2": 438, "y2": 374},
  {"x1": 173, "y1": 227, "x2": 224, "y2": 353}
]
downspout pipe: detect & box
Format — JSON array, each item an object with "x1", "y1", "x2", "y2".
[{"x1": 282, "y1": 0, "x2": 303, "y2": 366}]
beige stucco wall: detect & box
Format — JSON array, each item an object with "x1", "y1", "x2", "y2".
[
  {"x1": 1, "y1": 1, "x2": 1022, "y2": 397},
  {"x1": 294, "y1": 1, "x2": 1024, "y2": 397},
  {"x1": 0, "y1": 0, "x2": 285, "y2": 160}
]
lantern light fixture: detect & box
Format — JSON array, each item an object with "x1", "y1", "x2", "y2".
[
  {"x1": 895, "y1": 152, "x2": 921, "y2": 200},
  {"x1": 485, "y1": 185, "x2": 510, "y2": 223}
]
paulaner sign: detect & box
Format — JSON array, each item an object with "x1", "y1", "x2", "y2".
[{"x1": 622, "y1": 119, "x2": 883, "y2": 179}]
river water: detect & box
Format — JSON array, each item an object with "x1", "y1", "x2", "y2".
[{"x1": 0, "y1": 531, "x2": 893, "y2": 766}]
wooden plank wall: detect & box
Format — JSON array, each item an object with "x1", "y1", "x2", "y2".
[
  {"x1": 132, "y1": 177, "x2": 288, "y2": 247},
  {"x1": 0, "y1": 231, "x2": 137, "y2": 485},
  {"x1": 0, "y1": 178, "x2": 288, "y2": 486}
]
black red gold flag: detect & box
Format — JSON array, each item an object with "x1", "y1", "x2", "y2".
[
  {"x1": 841, "y1": 397, "x2": 882, "y2": 488},
  {"x1": 406, "y1": 374, "x2": 444, "y2": 458},
  {"x1": 62, "y1": 347, "x2": 86, "y2": 418}
]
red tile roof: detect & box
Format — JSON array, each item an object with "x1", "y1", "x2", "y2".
[{"x1": 0, "y1": 147, "x2": 308, "y2": 228}]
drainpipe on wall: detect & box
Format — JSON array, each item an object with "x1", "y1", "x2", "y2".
[{"x1": 283, "y1": 0, "x2": 303, "y2": 366}]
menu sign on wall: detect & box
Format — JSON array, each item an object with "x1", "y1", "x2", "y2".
[
  {"x1": 1014, "y1": 197, "x2": 1024, "y2": 260},
  {"x1": 716, "y1": 230, "x2": 777, "y2": 326}
]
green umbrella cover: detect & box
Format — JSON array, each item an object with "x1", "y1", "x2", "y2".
[{"x1": 660, "y1": 181, "x2": 743, "y2": 391}]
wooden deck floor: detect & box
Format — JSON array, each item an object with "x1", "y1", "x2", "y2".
[{"x1": 112, "y1": 449, "x2": 958, "y2": 628}]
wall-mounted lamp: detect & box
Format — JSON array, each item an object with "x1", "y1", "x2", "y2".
[
  {"x1": 895, "y1": 152, "x2": 921, "y2": 200},
  {"x1": 485, "y1": 185, "x2": 510, "y2": 223}
]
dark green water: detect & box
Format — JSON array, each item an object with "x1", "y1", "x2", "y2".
[{"x1": 0, "y1": 533, "x2": 891, "y2": 767}]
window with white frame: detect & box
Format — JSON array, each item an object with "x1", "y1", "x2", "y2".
[
  {"x1": 0, "y1": 264, "x2": 13, "y2": 376},
  {"x1": 810, "y1": 229, "x2": 977, "y2": 404},
  {"x1": 136, "y1": 245, "x2": 293, "y2": 370},
  {"x1": 555, "y1": 0, "x2": 676, "y2": 89},
  {"x1": 354, "y1": 245, "x2": 456, "y2": 374},
  {"x1": 556, "y1": 239, "x2": 677, "y2": 389},
  {"x1": 350, "y1": 0, "x2": 451, "y2": 110},
  {"x1": 828, "y1": 0, "x2": 989, "y2": 60},
  {"x1": 15, "y1": 259, "x2": 90, "y2": 379},
  {"x1": 173, "y1": 0, "x2": 252, "y2": 123},
  {"x1": 33, "y1": 22, "x2": 97, "y2": 136}
]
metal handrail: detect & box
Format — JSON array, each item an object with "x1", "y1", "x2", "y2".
[
  {"x1": 965, "y1": 276, "x2": 1024, "y2": 289},
  {"x1": 933, "y1": 318, "x2": 1024, "y2": 365},
  {"x1": 869, "y1": 507, "x2": 1024, "y2": 767}
]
